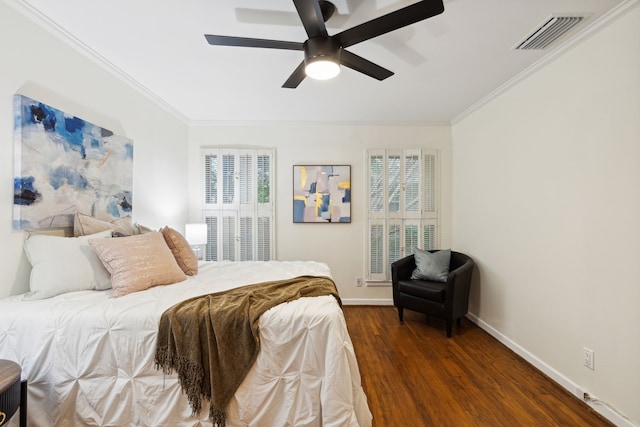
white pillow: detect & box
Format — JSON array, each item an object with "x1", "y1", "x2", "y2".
[{"x1": 23, "y1": 230, "x2": 113, "y2": 300}]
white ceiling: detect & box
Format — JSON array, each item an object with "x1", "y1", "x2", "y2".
[{"x1": 8, "y1": 0, "x2": 631, "y2": 123}]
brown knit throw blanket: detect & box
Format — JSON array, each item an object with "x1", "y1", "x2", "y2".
[{"x1": 154, "y1": 275, "x2": 341, "y2": 426}]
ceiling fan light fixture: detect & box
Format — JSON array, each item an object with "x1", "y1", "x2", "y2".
[
  {"x1": 204, "y1": 0, "x2": 445, "y2": 88},
  {"x1": 305, "y1": 58, "x2": 340, "y2": 80},
  {"x1": 303, "y1": 37, "x2": 341, "y2": 80}
]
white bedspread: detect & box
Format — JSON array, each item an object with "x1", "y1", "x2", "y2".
[{"x1": 0, "y1": 261, "x2": 372, "y2": 426}]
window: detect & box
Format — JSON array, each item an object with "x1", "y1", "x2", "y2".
[
  {"x1": 202, "y1": 148, "x2": 274, "y2": 261},
  {"x1": 366, "y1": 148, "x2": 439, "y2": 282}
]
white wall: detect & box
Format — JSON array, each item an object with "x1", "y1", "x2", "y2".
[
  {"x1": 188, "y1": 124, "x2": 452, "y2": 301},
  {"x1": 0, "y1": 2, "x2": 189, "y2": 298},
  {"x1": 452, "y1": 6, "x2": 640, "y2": 425}
]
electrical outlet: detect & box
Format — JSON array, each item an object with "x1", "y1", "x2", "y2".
[
  {"x1": 355, "y1": 276, "x2": 362, "y2": 287},
  {"x1": 576, "y1": 387, "x2": 586, "y2": 399},
  {"x1": 583, "y1": 347, "x2": 595, "y2": 370}
]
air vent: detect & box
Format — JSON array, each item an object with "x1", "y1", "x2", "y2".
[{"x1": 516, "y1": 16, "x2": 584, "y2": 50}]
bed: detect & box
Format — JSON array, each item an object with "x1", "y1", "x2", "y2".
[{"x1": 0, "y1": 259, "x2": 372, "y2": 426}]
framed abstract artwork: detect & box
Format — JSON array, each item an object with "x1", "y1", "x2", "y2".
[
  {"x1": 13, "y1": 94, "x2": 134, "y2": 230},
  {"x1": 293, "y1": 164, "x2": 351, "y2": 223}
]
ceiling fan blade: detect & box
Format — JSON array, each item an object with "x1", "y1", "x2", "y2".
[
  {"x1": 335, "y1": 0, "x2": 444, "y2": 48},
  {"x1": 340, "y1": 49, "x2": 394, "y2": 81},
  {"x1": 293, "y1": 0, "x2": 328, "y2": 38},
  {"x1": 204, "y1": 34, "x2": 303, "y2": 50},
  {"x1": 282, "y1": 61, "x2": 307, "y2": 88}
]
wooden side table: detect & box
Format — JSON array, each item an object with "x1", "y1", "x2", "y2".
[{"x1": 0, "y1": 360, "x2": 26, "y2": 427}]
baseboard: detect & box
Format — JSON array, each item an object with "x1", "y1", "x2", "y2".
[
  {"x1": 342, "y1": 298, "x2": 393, "y2": 306},
  {"x1": 466, "y1": 313, "x2": 637, "y2": 427}
]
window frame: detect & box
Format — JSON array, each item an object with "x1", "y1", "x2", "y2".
[
  {"x1": 201, "y1": 147, "x2": 275, "y2": 262},
  {"x1": 366, "y1": 148, "x2": 440, "y2": 283}
]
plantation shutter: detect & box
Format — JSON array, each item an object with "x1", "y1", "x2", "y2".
[
  {"x1": 257, "y1": 216, "x2": 271, "y2": 261},
  {"x1": 388, "y1": 219, "x2": 402, "y2": 270},
  {"x1": 222, "y1": 215, "x2": 236, "y2": 261},
  {"x1": 205, "y1": 153, "x2": 218, "y2": 204},
  {"x1": 387, "y1": 153, "x2": 401, "y2": 215},
  {"x1": 369, "y1": 221, "x2": 385, "y2": 276},
  {"x1": 222, "y1": 153, "x2": 236, "y2": 205},
  {"x1": 205, "y1": 216, "x2": 218, "y2": 262},
  {"x1": 239, "y1": 216, "x2": 252, "y2": 261},
  {"x1": 366, "y1": 148, "x2": 440, "y2": 282},
  {"x1": 202, "y1": 148, "x2": 274, "y2": 261}
]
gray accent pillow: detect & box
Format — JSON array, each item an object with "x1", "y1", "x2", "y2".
[{"x1": 411, "y1": 248, "x2": 451, "y2": 282}]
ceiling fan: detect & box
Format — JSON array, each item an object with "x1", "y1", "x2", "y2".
[{"x1": 204, "y1": 0, "x2": 445, "y2": 88}]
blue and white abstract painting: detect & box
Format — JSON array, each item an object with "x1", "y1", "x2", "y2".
[{"x1": 13, "y1": 94, "x2": 133, "y2": 230}]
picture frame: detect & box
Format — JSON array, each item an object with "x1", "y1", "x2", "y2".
[{"x1": 293, "y1": 164, "x2": 351, "y2": 223}]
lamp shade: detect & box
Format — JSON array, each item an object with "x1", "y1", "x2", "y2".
[{"x1": 185, "y1": 223, "x2": 208, "y2": 246}]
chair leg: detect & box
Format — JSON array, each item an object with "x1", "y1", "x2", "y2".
[
  {"x1": 446, "y1": 320, "x2": 453, "y2": 338},
  {"x1": 398, "y1": 307, "x2": 404, "y2": 322},
  {"x1": 456, "y1": 317, "x2": 462, "y2": 327}
]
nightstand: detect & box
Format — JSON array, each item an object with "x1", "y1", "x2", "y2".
[{"x1": 0, "y1": 360, "x2": 26, "y2": 427}]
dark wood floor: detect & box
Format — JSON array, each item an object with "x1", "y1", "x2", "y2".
[{"x1": 342, "y1": 306, "x2": 613, "y2": 427}]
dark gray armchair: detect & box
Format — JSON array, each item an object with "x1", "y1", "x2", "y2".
[{"x1": 391, "y1": 250, "x2": 474, "y2": 337}]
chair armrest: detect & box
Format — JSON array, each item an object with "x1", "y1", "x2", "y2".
[
  {"x1": 391, "y1": 255, "x2": 416, "y2": 286},
  {"x1": 391, "y1": 255, "x2": 415, "y2": 305},
  {"x1": 447, "y1": 258, "x2": 474, "y2": 284},
  {"x1": 444, "y1": 257, "x2": 475, "y2": 317}
]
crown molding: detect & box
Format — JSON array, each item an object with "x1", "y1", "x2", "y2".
[
  {"x1": 4, "y1": 0, "x2": 190, "y2": 124},
  {"x1": 188, "y1": 119, "x2": 452, "y2": 127},
  {"x1": 451, "y1": 0, "x2": 640, "y2": 125}
]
